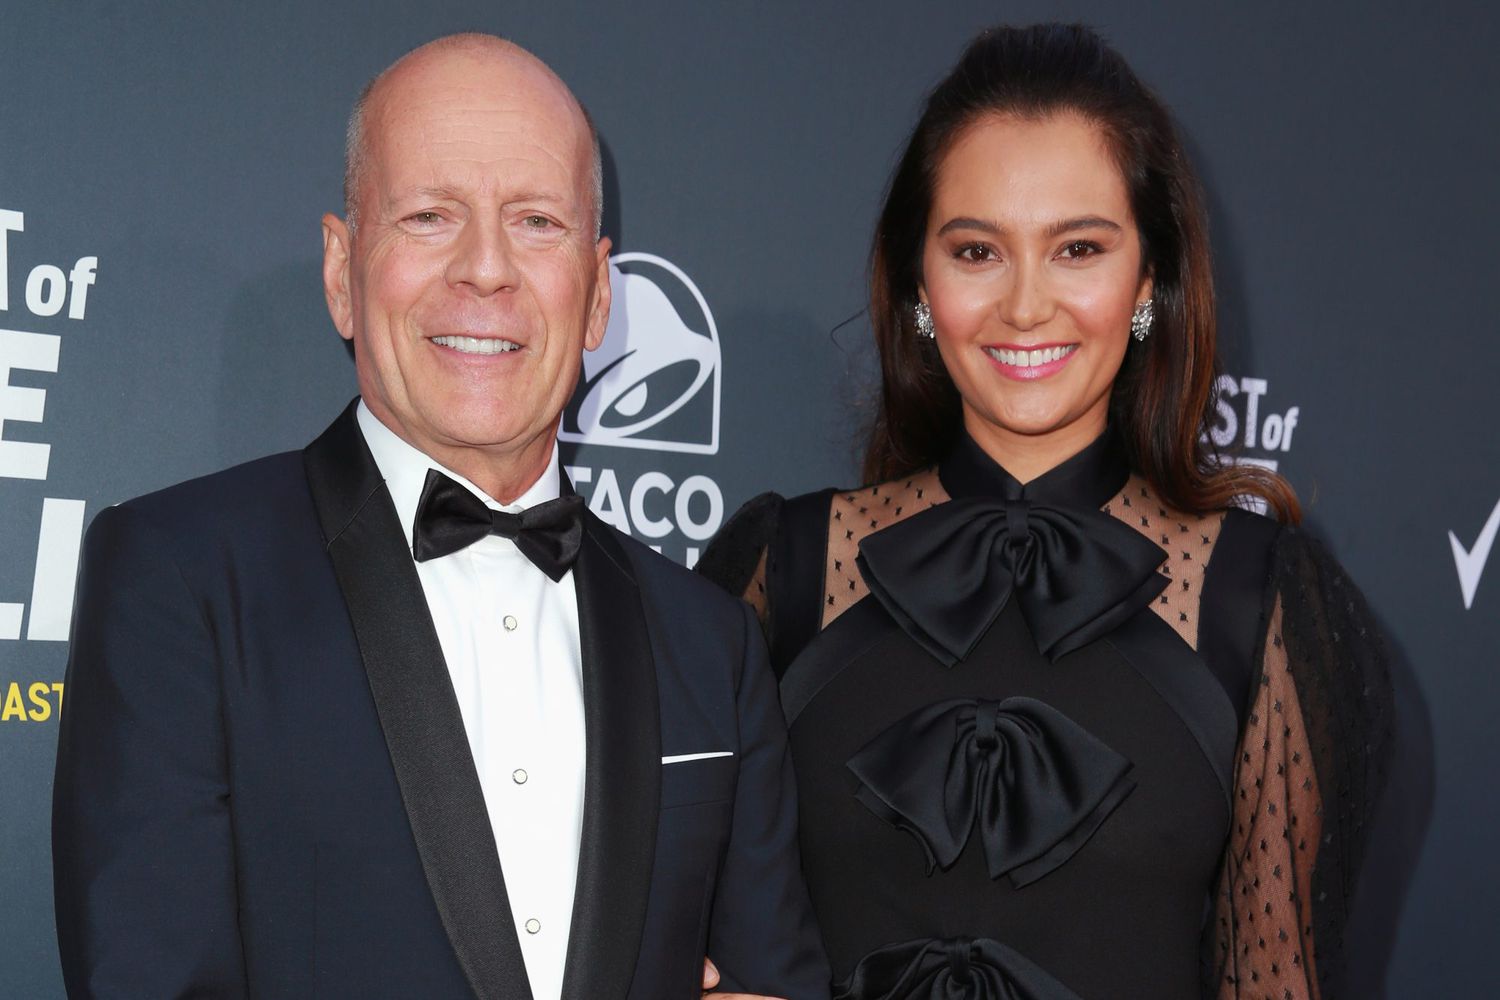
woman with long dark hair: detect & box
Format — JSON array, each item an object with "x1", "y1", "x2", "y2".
[{"x1": 701, "y1": 24, "x2": 1389, "y2": 999}]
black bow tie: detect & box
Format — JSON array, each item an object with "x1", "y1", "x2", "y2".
[
  {"x1": 411, "y1": 468, "x2": 585, "y2": 581},
  {"x1": 856, "y1": 496, "x2": 1168, "y2": 665}
]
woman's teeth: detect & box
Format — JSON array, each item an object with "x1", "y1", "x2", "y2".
[
  {"x1": 985, "y1": 344, "x2": 1077, "y2": 367},
  {"x1": 432, "y1": 336, "x2": 521, "y2": 355}
]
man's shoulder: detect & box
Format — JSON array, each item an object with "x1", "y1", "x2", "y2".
[
  {"x1": 101, "y1": 449, "x2": 313, "y2": 545},
  {"x1": 596, "y1": 517, "x2": 748, "y2": 625}
]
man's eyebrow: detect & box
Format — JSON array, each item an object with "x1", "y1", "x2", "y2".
[
  {"x1": 503, "y1": 192, "x2": 578, "y2": 213},
  {"x1": 395, "y1": 188, "x2": 570, "y2": 203},
  {"x1": 403, "y1": 187, "x2": 462, "y2": 201},
  {"x1": 505, "y1": 190, "x2": 568, "y2": 202}
]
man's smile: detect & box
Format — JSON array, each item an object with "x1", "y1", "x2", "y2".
[{"x1": 431, "y1": 334, "x2": 523, "y2": 355}]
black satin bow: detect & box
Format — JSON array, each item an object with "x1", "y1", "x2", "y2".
[
  {"x1": 856, "y1": 495, "x2": 1167, "y2": 665},
  {"x1": 411, "y1": 468, "x2": 585, "y2": 581},
  {"x1": 835, "y1": 937, "x2": 1082, "y2": 1000},
  {"x1": 848, "y1": 696, "x2": 1134, "y2": 887}
]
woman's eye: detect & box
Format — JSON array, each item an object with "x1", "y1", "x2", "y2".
[
  {"x1": 955, "y1": 243, "x2": 995, "y2": 263},
  {"x1": 1060, "y1": 240, "x2": 1102, "y2": 259}
]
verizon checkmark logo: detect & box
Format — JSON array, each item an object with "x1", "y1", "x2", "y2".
[{"x1": 1449, "y1": 497, "x2": 1500, "y2": 610}]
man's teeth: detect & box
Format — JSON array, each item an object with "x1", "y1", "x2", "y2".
[
  {"x1": 985, "y1": 345, "x2": 1077, "y2": 367},
  {"x1": 432, "y1": 336, "x2": 521, "y2": 355}
]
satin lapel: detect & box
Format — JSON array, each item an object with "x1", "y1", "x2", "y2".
[
  {"x1": 302, "y1": 402, "x2": 532, "y2": 1000},
  {"x1": 559, "y1": 513, "x2": 660, "y2": 999}
]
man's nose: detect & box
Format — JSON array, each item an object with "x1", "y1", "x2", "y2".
[
  {"x1": 446, "y1": 215, "x2": 520, "y2": 295},
  {"x1": 997, "y1": 258, "x2": 1054, "y2": 332}
]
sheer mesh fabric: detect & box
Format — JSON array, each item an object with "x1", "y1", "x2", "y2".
[
  {"x1": 743, "y1": 547, "x2": 770, "y2": 622},
  {"x1": 1104, "y1": 475, "x2": 1224, "y2": 650},
  {"x1": 1250, "y1": 529, "x2": 1392, "y2": 998},
  {"x1": 698, "y1": 491, "x2": 780, "y2": 618},
  {"x1": 822, "y1": 471, "x2": 946, "y2": 627},
  {"x1": 1209, "y1": 597, "x2": 1322, "y2": 998}
]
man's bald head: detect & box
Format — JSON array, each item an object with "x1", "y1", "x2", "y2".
[
  {"x1": 342, "y1": 33, "x2": 603, "y2": 239},
  {"x1": 320, "y1": 31, "x2": 615, "y2": 501}
]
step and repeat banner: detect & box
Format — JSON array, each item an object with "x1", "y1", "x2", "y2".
[{"x1": 2, "y1": 2, "x2": 1495, "y2": 996}]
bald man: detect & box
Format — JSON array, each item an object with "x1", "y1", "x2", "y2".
[{"x1": 52, "y1": 35, "x2": 829, "y2": 1000}]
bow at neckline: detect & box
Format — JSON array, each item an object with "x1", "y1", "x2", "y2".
[{"x1": 855, "y1": 430, "x2": 1168, "y2": 665}]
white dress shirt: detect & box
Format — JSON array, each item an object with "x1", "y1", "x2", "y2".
[{"x1": 357, "y1": 402, "x2": 584, "y2": 1000}]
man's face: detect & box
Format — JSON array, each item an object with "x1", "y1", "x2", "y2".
[{"x1": 323, "y1": 46, "x2": 609, "y2": 483}]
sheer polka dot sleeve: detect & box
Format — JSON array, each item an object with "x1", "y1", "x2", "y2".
[
  {"x1": 696, "y1": 491, "x2": 783, "y2": 631},
  {"x1": 1209, "y1": 528, "x2": 1393, "y2": 998},
  {"x1": 1210, "y1": 597, "x2": 1321, "y2": 998}
]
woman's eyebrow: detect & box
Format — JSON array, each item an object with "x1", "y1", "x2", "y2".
[
  {"x1": 934, "y1": 215, "x2": 1123, "y2": 238},
  {"x1": 1045, "y1": 215, "x2": 1122, "y2": 238},
  {"x1": 936, "y1": 216, "x2": 1003, "y2": 237}
]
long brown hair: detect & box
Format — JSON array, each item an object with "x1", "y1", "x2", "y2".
[{"x1": 864, "y1": 23, "x2": 1299, "y2": 522}]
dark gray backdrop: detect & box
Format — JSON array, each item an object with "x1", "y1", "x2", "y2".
[{"x1": 2, "y1": 2, "x2": 1492, "y2": 995}]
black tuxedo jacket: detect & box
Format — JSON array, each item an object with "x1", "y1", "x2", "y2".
[{"x1": 52, "y1": 402, "x2": 830, "y2": 1000}]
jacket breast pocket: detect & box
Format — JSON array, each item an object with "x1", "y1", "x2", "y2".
[
  {"x1": 659, "y1": 754, "x2": 737, "y2": 810},
  {"x1": 655, "y1": 755, "x2": 736, "y2": 929},
  {"x1": 642, "y1": 758, "x2": 737, "y2": 1000}
]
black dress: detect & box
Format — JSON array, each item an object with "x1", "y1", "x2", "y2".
[{"x1": 698, "y1": 430, "x2": 1390, "y2": 1000}]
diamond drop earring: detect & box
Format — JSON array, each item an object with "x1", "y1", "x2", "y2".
[
  {"x1": 1130, "y1": 299, "x2": 1154, "y2": 342},
  {"x1": 914, "y1": 302, "x2": 935, "y2": 339}
]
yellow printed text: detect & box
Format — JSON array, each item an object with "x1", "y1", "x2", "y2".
[{"x1": 1, "y1": 681, "x2": 65, "y2": 722}]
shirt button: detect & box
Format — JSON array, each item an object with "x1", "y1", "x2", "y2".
[
  {"x1": 512, "y1": 768, "x2": 528, "y2": 785},
  {"x1": 502, "y1": 615, "x2": 518, "y2": 632},
  {"x1": 525, "y1": 918, "x2": 541, "y2": 934}
]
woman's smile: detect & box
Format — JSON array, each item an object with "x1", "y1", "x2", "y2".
[{"x1": 981, "y1": 342, "x2": 1080, "y2": 380}]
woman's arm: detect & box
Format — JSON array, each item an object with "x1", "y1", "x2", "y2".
[{"x1": 1207, "y1": 529, "x2": 1393, "y2": 998}]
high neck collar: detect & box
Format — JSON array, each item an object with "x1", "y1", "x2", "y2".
[{"x1": 937, "y1": 428, "x2": 1129, "y2": 508}]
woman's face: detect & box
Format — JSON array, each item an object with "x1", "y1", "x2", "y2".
[{"x1": 921, "y1": 112, "x2": 1151, "y2": 466}]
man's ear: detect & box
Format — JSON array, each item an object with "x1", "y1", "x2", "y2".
[
  {"x1": 322, "y1": 214, "x2": 355, "y2": 341},
  {"x1": 583, "y1": 236, "x2": 613, "y2": 353}
]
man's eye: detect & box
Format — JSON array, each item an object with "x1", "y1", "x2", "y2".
[
  {"x1": 407, "y1": 211, "x2": 443, "y2": 225},
  {"x1": 524, "y1": 215, "x2": 555, "y2": 229}
]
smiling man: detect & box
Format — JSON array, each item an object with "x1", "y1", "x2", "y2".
[{"x1": 52, "y1": 34, "x2": 828, "y2": 1000}]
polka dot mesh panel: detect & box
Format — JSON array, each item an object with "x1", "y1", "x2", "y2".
[
  {"x1": 1209, "y1": 599, "x2": 1322, "y2": 998},
  {"x1": 822, "y1": 470, "x2": 947, "y2": 629},
  {"x1": 744, "y1": 547, "x2": 770, "y2": 623},
  {"x1": 1103, "y1": 475, "x2": 1225, "y2": 650}
]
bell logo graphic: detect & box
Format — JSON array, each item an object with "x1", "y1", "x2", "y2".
[{"x1": 561, "y1": 252, "x2": 720, "y2": 454}]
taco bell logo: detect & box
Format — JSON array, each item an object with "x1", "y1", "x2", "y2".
[
  {"x1": 561, "y1": 252, "x2": 725, "y2": 567},
  {"x1": 560, "y1": 252, "x2": 720, "y2": 454}
]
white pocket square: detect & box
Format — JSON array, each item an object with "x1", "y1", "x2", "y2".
[{"x1": 661, "y1": 751, "x2": 734, "y2": 765}]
